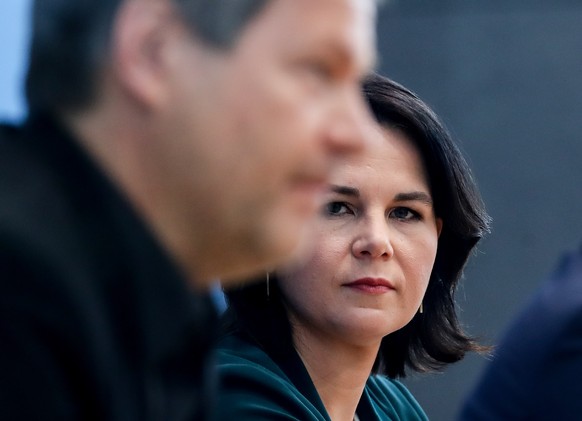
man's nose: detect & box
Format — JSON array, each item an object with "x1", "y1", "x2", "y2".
[{"x1": 324, "y1": 86, "x2": 375, "y2": 156}]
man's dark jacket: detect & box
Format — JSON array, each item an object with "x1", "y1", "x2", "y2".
[
  {"x1": 0, "y1": 114, "x2": 217, "y2": 420},
  {"x1": 459, "y1": 244, "x2": 582, "y2": 420}
]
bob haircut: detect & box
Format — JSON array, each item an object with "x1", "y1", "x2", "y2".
[{"x1": 223, "y1": 73, "x2": 491, "y2": 378}]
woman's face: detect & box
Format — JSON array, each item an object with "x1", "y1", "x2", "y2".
[{"x1": 278, "y1": 125, "x2": 442, "y2": 348}]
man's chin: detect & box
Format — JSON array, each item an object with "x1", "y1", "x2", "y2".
[
  {"x1": 218, "y1": 207, "x2": 317, "y2": 285},
  {"x1": 276, "y1": 219, "x2": 317, "y2": 269},
  {"x1": 217, "y1": 239, "x2": 298, "y2": 286}
]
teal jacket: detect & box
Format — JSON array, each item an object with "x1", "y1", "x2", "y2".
[{"x1": 216, "y1": 333, "x2": 428, "y2": 420}]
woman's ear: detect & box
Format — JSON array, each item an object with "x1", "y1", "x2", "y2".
[{"x1": 436, "y1": 217, "x2": 443, "y2": 238}]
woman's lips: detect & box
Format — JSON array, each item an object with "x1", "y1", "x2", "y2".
[{"x1": 343, "y1": 277, "x2": 395, "y2": 295}]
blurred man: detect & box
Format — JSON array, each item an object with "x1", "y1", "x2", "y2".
[{"x1": 0, "y1": 0, "x2": 377, "y2": 419}]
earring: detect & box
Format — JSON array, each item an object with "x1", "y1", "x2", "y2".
[
  {"x1": 419, "y1": 301, "x2": 424, "y2": 314},
  {"x1": 266, "y1": 272, "x2": 270, "y2": 299}
]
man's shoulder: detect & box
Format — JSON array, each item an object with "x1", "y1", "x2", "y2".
[
  {"x1": 525, "y1": 245, "x2": 582, "y2": 328},
  {"x1": 0, "y1": 122, "x2": 37, "y2": 176},
  {"x1": 0, "y1": 121, "x2": 21, "y2": 142},
  {"x1": 489, "y1": 245, "x2": 582, "y2": 370},
  {"x1": 0, "y1": 118, "x2": 125, "y2": 323},
  {"x1": 0, "y1": 120, "x2": 67, "y2": 214},
  {"x1": 459, "y1": 246, "x2": 582, "y2": 420},
  {"x1": 545, "y1": 245, "x2": 582, "y2": 297},
  {"x1": 0, "y1": 121, "x2": 107, "y2": 363},
  {"x1": 0, "y1": 123, "x2": 86, "y2": 263}
]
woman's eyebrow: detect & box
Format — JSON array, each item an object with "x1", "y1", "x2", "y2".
[
  {"x1": 394, "y1": 191, "x2": 433, "y2": 205},
  {"x1": 330, "y1": 185, "x2": 360, "y2": 197}
]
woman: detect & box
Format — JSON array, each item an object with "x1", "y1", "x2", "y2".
[{"x1": 216, "y1": 73, "x2": 491, "y2": 420}]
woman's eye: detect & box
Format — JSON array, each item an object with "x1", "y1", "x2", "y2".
[
  {"x1": 391, "y1": 207, "x2": 421, "y2": 221},
  {"x1": 325, "y1": 202, "x2": 351, "y2": 216}
]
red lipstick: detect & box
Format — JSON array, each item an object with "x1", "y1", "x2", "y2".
[{"x1": 343, "y1": 277, "x2": 395, "y2": 295}]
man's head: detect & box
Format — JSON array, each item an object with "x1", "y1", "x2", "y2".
[
  {"x1": 26, "y1": 0, "x2": 272, "y2": 112},
  {"x1": 27, "y1": 0, "x2": 378, "y2": 286}
]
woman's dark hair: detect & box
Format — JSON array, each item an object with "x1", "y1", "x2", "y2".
[{"x1": 222, "y1": 73, "x2": 491, "y2": 378}]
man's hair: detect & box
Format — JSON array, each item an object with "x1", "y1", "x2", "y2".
[
  {"x1": 222, "y1": 73, "x2": 491, "y2": 378},
  {"x1": 25, "y1": 0, "x2": 270, "y2": 113}
]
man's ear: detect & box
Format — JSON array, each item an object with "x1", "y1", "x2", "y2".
[{"x1": 111, "y1": 0, "x2": 178, "y2": 109}]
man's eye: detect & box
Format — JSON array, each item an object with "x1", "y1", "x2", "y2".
[
  {"x1": 300, "y1": 59, "x2": 335, "y2": 88},
  {"x1": 308, "y1": 61, "x2": 333, "y2": 81}
]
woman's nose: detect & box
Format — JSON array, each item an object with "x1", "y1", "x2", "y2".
[{"x1": 351, "y1": 219, "x2": 394, "y2": 260}]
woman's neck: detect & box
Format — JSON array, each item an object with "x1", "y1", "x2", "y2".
[{"x1": 291, "y1": 321, "x2": 381, "y2": 421}]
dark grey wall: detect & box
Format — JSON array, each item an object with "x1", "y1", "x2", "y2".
[{"x1": 376, "y1": 2, "x2": 582, "y2": 420}]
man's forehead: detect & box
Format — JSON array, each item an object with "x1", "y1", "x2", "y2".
[
  {"x1": 256, "y1": 0, "x2": 376, "y2": 29},
  {"x1": 252, "y1": 0, "x2": 377, "y2": 68}
]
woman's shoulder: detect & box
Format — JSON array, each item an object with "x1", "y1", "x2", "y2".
[
  {"x1": 216, "y1": 332, "x2": 295, "y2": 404},
  {"x1": 216, "y1": 332, "x2": 287, "y2": 378},
  {"x1": 364, "y1": 375, "x2": 429, "y2": 420},
  {"x1": 215, "y1": 333, "x2": 328, "y2": 420}
]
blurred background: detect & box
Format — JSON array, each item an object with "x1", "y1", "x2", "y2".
[
  {"x1": 0, "y1": 1, "x2": 29, "y2": 123},
  {"x1": 2, "y1": 1, "x2": 581, "y2": 419}
]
